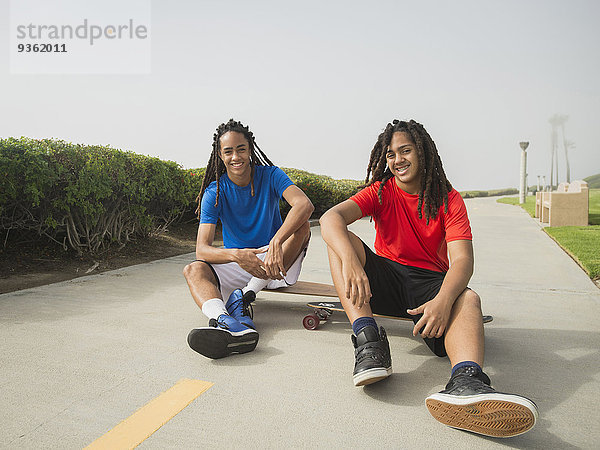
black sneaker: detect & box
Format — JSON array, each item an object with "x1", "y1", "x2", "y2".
[
  {"x1": 187, "y1": 314, "x2": 259, "y2": 359},
  {"x1": 351, "y1": 325, "x2": 392, "y2": 386},
  {"x1": 425, "y1": 366, "x2": 538, "y2": 437}
]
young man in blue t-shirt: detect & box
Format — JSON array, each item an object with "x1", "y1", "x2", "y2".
[{"x1": 183, "y1": 119, "x2": 314, "y2": 359}]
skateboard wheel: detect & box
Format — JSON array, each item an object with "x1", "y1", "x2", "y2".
[{"x1": 303, "y1": 314, "x2": 320, "y2": 330}]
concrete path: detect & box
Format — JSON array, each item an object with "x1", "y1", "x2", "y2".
[{"x1": 1, "y1": 197, "x2": 599, "y2": 449}]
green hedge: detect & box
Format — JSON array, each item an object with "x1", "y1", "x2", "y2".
[
  {"x1": 0, "y1": 138, "x2": 361, "y2": 254},
  {"x1": 460, "y1": 188, "x2": 518, "y2": 199},
  {"x1": 281, "y1": 168, "x2": 361, "y2": 217},
  {"x1": 0, "y1": 137, "x2": 202, "y2": 253}
]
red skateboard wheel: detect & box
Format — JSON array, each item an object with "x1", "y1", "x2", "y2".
[{"x1": 303, "y1": 313, "x2": 320, "y2": 330}]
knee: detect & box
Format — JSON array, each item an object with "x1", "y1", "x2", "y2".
[
  {"x1": 461, "y1": 289, "x2": 482, "y2": 312},
  {"x1": 183, "y1": 261, "x2": 210, "y2": 281},
  {"x1": 182, "y1": 262, "x2": 194, "y2": 280}
]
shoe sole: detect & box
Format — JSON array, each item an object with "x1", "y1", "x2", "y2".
[
  {"x1": 187, "y1": 327, "x2": 259, "y2": 359},
  {"x1": 425, "y1": 392, "x2": 538, "y2": 437},
  {"x1": 353, "y1": 366, "x2": 392, "y2": 386}
]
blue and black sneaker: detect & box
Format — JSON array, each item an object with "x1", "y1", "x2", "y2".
[
  {"x1": 225, "y1": 289, "x2": 256, "y2": 330},
  {"x1": 187, "y1": 314, "x2": 259, "y2": 359}
]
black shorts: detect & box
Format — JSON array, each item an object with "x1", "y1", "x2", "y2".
[{"x1": 362, "y1": 241, "x2": 447, "y2": 357}]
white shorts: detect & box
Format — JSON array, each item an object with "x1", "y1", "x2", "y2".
[{"x1": 200, "y1": 247, "x2": 307, "y2": 302}]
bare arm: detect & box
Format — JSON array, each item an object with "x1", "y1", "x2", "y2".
[
  {"x1": 195, "y1": 222, "x2": 268, "y2": 279},
  {"x1": 263, "y1": 185, "x2": 314, "y2": 279},
  {"x1": 436, "y1": 239, "x2": 474, "y2": 305},
  {"x1": 408, "y1": 239, "x2": 474, "y2": 338},
  {"x1": 319, "y1": 199, "x2": 372, "y2": 307}
]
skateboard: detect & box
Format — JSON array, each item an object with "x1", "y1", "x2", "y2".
[
  {"x1": 304, "y1": 301, "x2": 494, "y2": 330},
  {"x1": 266, "y1": 281, "x2": 493, "y2": 330}
]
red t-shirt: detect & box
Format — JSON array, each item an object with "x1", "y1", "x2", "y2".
[{"x1": 350, "y1": 180, "x2": 472, "y2": 273}]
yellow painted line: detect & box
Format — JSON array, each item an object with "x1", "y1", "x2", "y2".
[{"x1": 85, "y1": 378, "x2": 213, "y2": 450}]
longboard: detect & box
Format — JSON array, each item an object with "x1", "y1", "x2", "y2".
[
  {"x1": 266, "y1": 281, "x2": 494, "y2": 330},
  {"x1": 305, "y1": 301, "x2": 494, "y2": 330}
]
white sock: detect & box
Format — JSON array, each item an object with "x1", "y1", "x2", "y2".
[
  {"x1": 201, "y1": 298, "x2": 228, "y2": 320},
  {"x1": 243, "y1": 277, "x2": 270, "y2": 295}
]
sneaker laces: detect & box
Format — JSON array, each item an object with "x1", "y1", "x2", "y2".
[
  {"x1": 445, "y1": 367, "x2": 495, "y2": 394},
  {"x1": 241, "y1": 291, "x2": 256, "y2": 319},
  {"x1": 355, "y1": 342, "x2": 386, "y2": 365},
  {"x1": 242, "y1": 300, "x2": 254, "y2": 319}
]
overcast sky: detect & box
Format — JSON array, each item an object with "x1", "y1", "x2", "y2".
[{"x1": 1, "y1": 0, "x2": 599, "y2": 190}]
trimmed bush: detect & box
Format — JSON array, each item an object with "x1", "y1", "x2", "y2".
[
  {"x1": 0, "y1": 137, "x2": 197, "y2": 253},
  {"x1": 0, "y1": 138, "x2": 362, "y2": 254},
  {"x1": 461, "y1": 188, "x2": 518, "y2": 199},
  {"x1": 281, "y1": 168, "x2": 361, "y2": 217}
]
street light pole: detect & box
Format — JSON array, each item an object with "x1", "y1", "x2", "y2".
[{"x1": 519, "y1": 141, "x2": 530, "y2": 204}]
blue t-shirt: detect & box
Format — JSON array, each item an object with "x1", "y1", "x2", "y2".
[{"x1": 200, "y1": 165, "x2": 294, "y2": 249}]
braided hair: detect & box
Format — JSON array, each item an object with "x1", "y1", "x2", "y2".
[
  {"x1": 361, "y1": 119, "x2": 452, "y2": 224},
  {"x1": 196, "y1": 119, "x2": 274, "y2": 218}
]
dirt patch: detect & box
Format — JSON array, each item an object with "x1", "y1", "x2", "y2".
[{"x1": 0, "y1": 222, "x2": 210, "y2": 294}]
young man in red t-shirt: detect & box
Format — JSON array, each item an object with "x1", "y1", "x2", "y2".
[{"x1": 319, "y1": 119, "x2": 538, "y2": 438}]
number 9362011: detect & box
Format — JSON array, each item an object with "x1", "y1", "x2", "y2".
[{"x1": 17, "y1": 43, "x2": 67, "y2": 52}]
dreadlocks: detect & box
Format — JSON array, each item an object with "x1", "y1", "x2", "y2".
[
  {"x1": 361, "y1": 119, "x2": 452, "y2": 224},
  {"x1": 196, "y1": 119, "x2": 274, "y2": 218}
]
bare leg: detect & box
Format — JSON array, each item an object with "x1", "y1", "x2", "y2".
[
  {"x1": 444, "y1": 289, "x2": 485, "y2": 367},
  {"x1": 184, "y1": 261, "x2": 260, "y2": 360},
  {"x1": 326, "y1": 230, "x2": 374, "y2": 323},
  {"x1": 281, "y1": 221, "x2": 311, "y2": 270},
  {"x1": 326, "y1": 230, "x2": 392, "y2": 386},
  {"x1": 425, "y1": 289, "x2": 538, "y2": 438},
  {"x1": 183, "y1": 261, "x2": 221, "y2": 309}
]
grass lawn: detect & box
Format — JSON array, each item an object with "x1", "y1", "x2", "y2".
[
  {"x1": 497, "y1": 189, "x2": 600, "y2": 280},
  {"x1": 545, "y1": 226, "x2": 600, "y2": 279},
  {"x1": 497, "y1": 196, "x2": 536, "y2": 217},
  {"x1": 589, "y1": 188, "x2": 600, "y2": 225}
]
